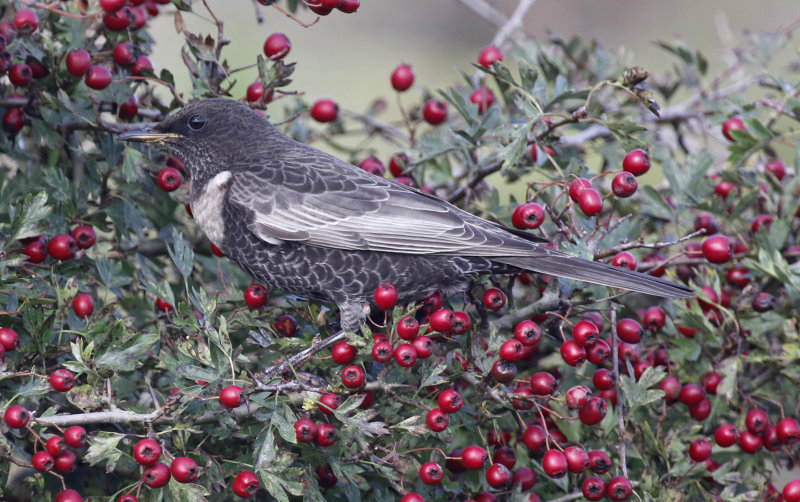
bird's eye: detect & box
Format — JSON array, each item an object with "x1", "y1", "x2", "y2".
[{"x1": 188, "y1": 114, "x2": 207, "y2": 130}]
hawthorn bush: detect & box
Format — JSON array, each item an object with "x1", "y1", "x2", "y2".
[{"x1": 1, "y1": 1, "x2": 799, "y2": 501}]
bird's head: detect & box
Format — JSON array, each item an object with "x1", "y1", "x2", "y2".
[{"x1": 118, "y1": 98, "x2": 272, "y2": 180}]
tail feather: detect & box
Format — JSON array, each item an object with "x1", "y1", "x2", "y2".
[{"x1": 496, "y1": 253, "x2": 694, "y2": 299}]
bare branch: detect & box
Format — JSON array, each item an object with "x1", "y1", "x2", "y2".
[
  {"x1": 455, "y1": 0, "x2": 507, "y2": 28},
  {"x1": 491, "y1": 0, "x2": 537, "y2": 48}
]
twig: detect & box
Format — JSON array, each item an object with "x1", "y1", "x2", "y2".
[
  {"x1": 593, "y1": 229, "x2": 707, "y2": 260},
  {"x1": 260, "y1": 330, "x2": 348, "y2": 381},
  {"x1": 491, "y1": 0, "x2": 537, "y2": 48},
  {"x1": 454, "y1": 0, "x2": 508, "y2": 28},
  {"x1": 610, "y1": 308, "x2": 628, "y2": 479},
  {"x1": 446, "y1": 160, "x2": 504, "y2": 204},
  {"x1": 489, "y1": 289, "x2": 561, "y2": 331}
]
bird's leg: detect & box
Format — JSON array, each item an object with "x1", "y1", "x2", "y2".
[{"x1": 466, "y1": 281, "x2": 489, "y2": 329}]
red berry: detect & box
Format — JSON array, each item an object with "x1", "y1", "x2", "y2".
[
  {"x1": 170, "y1": 456, "x2": 198, "y2": 483},
  {"x1": 314, "y1": 423, "x2": 337, "y2": 446},
  {"x1": 511, "y1": 385, "x2": 534, "y2": 410},
  {"x1": 583, "y1": 476, "x2": 607, "y2": 501},
  {"x1": 53, "y1": 450, "x2": 77, "y2": 473},
  {"x1": 263, "y1": 33, "x2": 291, "y2": 60},
  {"x1": 358, "y1": 156, "x2": 385, "y2": 176},
  {"x1": 610, "y1": 251, "x2": 636, "y2": 271},
  {"x1": 32, "y1": 450, "x2": 54, "y2": 471},
  {"x1": 72, "y1": 293, "x2": 94, "y2": 318},
  {"x1": 374, "y1": 282, "x2": 398, "y2": 310},
  {"x1": 593, "y1": 368, "x2": 614, "y2": 390},
  {"x1": 3, "y1": 107, "x2": 24, "y2": 133},
  {"x1": 679, "y1": 383, "x2": 705, "y2": 406},
  {"x1": 746, "y1": 408, "x2": 769, "y2": 434},
  {"x1": 390, "y1": 63, "x2": 414, "y2": 92},
  {"x1": 113, "y1": 42, "x2": 136, "y2": 67},
  {"x1": 13, "y1": 9, "x2": 39, "y2": 34},
  {"x1": 371, "y1": 340, "x2": 394, "y2": 363},
  {"x1": 482, "y1": 287, "x2": 506, "y2": 310},
  {"x1": 765, "y1": 158, "x2": 786, "y2": 180},
  {"x1": 573, "y1": 320, "x2": 600, "y2": 347},
  {"x1": 133, "y1": 438, "x2": 161, "y2": 465},
  {"x1": 529, "y1": 371, "x2": 557, "y2": 396},
  {"x1": 330, "y1": 340, "x2": 356, "y2": 364},
  {"x1": 616, "y1": 318, "x2": 643, "y2": 344},
  {"x1": 726, "y1": 267, "x2": 751, "y2": 288},
  {"x1": 606, "y1": 475, "x2": 632, "y2": 500},
  {"x1": 565, "y1": 385, "x2": 593, "y2": 409},
  {"x1": 451, "y1": 310, "x2": 471, "y2": 335},
  {"x1": 55, "y1": 489, "x2": 82, "y2": 502},
  {"x1": 246, "y1": 81, "x2": 272, "y2": 104},
  {"x1": 156, "y1": 167, "x2": 181, "y2": 192},
  {"x1": 689, "y1": 398, "x2": 711, "y2": 421},
  {"x1": 273, "y1": 314, "x2": 297, "y2": 337},
  {"x1": 578, "y1": 397, "x2": 608, "y2": 425},
  {"x1": 117, "y1": 495, "x2": 138, "y2": 502},
  {"x1": 0, "y1": 328, "x2": 20, "y2": 352},
  {"x1": 611, "y1": 171, "x2": 638, "y2": 197},
  {"x1": 702, "y1": 234, "x2": 733, "y2": 264},
  {"x1": 777, "y1": 417, "x2": 800, "y2": 444},
  {"x1": 3, "y1": 404, "x2": 30, "y2": 428},
  {"x1": 423, "y1": 99, "x2": 448, "y2": 125},
  {"x1": 419, "y1": 461, "x2": 443, "y2": 485},
  {"x1": 243, "y1": 284, "x2": 267, "y2": 309},
  {"x1": 512, "y1": 465, "x2": 536, "y2": 490},
  {"x1": 47, "y1": 436, "x2": 66, "y2": 457},
  {"x1": 542, "y1": 449, "x2": 568, "y2": 478},
  {"x1": 219, "y1": 385, "x2": 245, "y2": 408},
  {"x1": 131, "y1": 55, "x2": 153, "y2": 76},
  {"x1": 426, "y1": 408, "x2": 449, "y2": 432},
  {"x1": 100, "y1": 0, "x2": 127, "y2": 12},
  {"x1": 85, "y1": 65, "x2": 113, "y2": 90},
  {"x1": 337, "y1": 0, "x2": 359, "y2": 12},
  {"x1": 622, "y1": 149, "x2": 651, "y2": 176},
  {"x1": 461, "y1": 445, "x2": 488, "y2": 470},
  {"x1": 522, "y1": 425, "x2": 547, "y2": 452},
  {"x1": 71, "y1": 225, "x2": 96, "y2": 249},
  {"x1": 118, "y1": 95, "x2": 138, "y2": 120},
  {"x1": 63, "y1": 425, "x2": 87, "y2": 448},
  {"x1": 752, "y1": 292, "x2": 776, "y2": 313},
  {"x1": 714, "y1": 423, "x2": 739, "y2": 447},
  {"x1": 210, "y1": 242, "x2": 224, "y2": 257},
  {"x1": 142, "y1": 461, "x2": 171, "y2": 488},
  {"x1": 294, "y1": 417, "x2": 316, "y2": 443},
  {"x1": 318, "y1": 393, "x2": 340, "y2": 415},
  {"x1": 564, "y1": 445, "x2": 589, "y2": 473},
  {"x1": 232, "y1": 470, "x2": 259, "y2": 497},
  {"x1": 511, "y1": 202, "x2": 545, "y2": 229},
  {"x1": 397, "y1": 315, "x2": 420, "y2": 340},
  {"x1": 578, "y1": 188, "x2": 603, "y2": 216},
  {"x1": 438, "y1": 389, "x2": 462, "y2": 413},
  {"x1": 429, "y1": 308, "x2": 454, "y2": 333},
  {"x1": 400, "y1": 494, "x2": 424, "y2": 502},
  {"x1": 589, "y1": 449, "x2": 612, "y2": 474},
  {"x1": 700, "y1": 371, "x2": 721, "y2": 395},
  {"x1": 722, "y1": 116, "x2": 746, "y2": 142},
  {"x1": 341, "y1": 364, "x2": 365, "y2": 388},
  {"x1": 469, "y1": 87, "x2": 495, "y2": 113},
  {"x1": 478, "y1": 45, "x2": 503, "y2": 67},
  {"x1": 50, "y1": 368, "x2": 75, "y2": 392},
  {"x1": 156, "y1": 298, "x2": 173, "y2": 312},
  {"x1": 485, "y1": 463, "x2": 512, "y2": 489},
  {"x1": 560, "y1": 339, "x2": 586, "y2": 366},
  {"x1": 389, "y1": 153, "x2": 410, "y2": 177},
  {"x1": 784, "y1": 480, "x2": 800, "y2": 502},
  {"x1": 569, "y1": 178, "x2": 592, "y2": 202},
  {"x1": 499, "y1": 339, "x2": 524, "y2": 362},
  {"x1": 739, "y1": 430, "x2": 763, "y2": 454},
  {"x1": 8, "y1": 63, "x2": 32, "y2": 87},
  {"x1": 48, "y1": 234, "x2": 77, "y2": 261},
  {"x1": 689, "y1": 439, "x2": 711, "y2": 462},
  {"x1": 514, "y1": 320, "x2": 541, "y2": 346},
  {"x1": 411, "y1": 336, "x2": 433, "y2": 358},
  {"x1": 310, "y1": 99, "x2": 339, "y2": 123}
]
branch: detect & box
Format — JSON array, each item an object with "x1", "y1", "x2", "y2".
[
  {"x1": 446, "y1": 160, "x2": 504, "y2": 204},
  {"x1": 260, "y1": 330, "x2": 348, "y2": 381},
  {"x1": 489, "y1": 289, "x2": 561, "y2": 331},
  {"x1": 455, "y1": 0, "x2": 508, "y2": 28},
  {"x1": 610, "y1": 308, "x2": 629, "y2": 479},
  {"x1": 491, "y1": 0, "x2": 537, "y2": 48},
  {"x1": 593, "y1": 229, "x2": 707, "y2": 260}
]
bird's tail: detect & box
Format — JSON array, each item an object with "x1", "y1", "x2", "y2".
[{"x1": 495, "y1": 252, "x2": 694, "y2": 299}]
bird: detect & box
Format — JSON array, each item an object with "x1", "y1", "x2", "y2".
[{"x1": 118, "y1": 98, "x2": 693, "y2": 332}]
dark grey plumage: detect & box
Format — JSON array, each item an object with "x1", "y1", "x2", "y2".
[{"x1": 118, "y1": 98, "x2": 693, "y2": 331}]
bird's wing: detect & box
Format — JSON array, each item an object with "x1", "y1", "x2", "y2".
[{"x1": 226, "y1": 148, "x2": 538, "y2": 257}]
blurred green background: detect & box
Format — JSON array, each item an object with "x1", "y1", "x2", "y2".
[{"x1": 147, "y1": 0, "x2": 799, "y2": 115}]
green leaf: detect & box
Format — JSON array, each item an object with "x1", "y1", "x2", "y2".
[
  {"x1": 619, "y1": 366, "x2": 666, "y2": 412},
  {"x1": 166, "y1": 228, "x2": 195, "y2": 278},
  {"x1": 271, "y1": 402, "x2": 297, "y2": 445},
  {"x1": 168, "y1": 479, "x2": 210, "y2": 501},
  {"x1": 6, "y1": 192, "x2": 51, "y2": 246},
  {"x1": 259, "y1": 469, "x2": 289, "y2": 502},
  {"x1": 94, "y1": 333, "x2": 159, "y2": 372},
  {"x1": 518, "y1": 60, "x2": 539, "y2": 91},
  {"x1": 254, "y1": 426, "x2": 276, "y2": 470},
  {"x1": 499, "y1": 120, "x2": 534, "y2": 172},
  {"x1": 419, "y1": 361, "x2": 448, "y2": 388},
  {"x1": 84, "y1": 431, "x2": 124, "y2": 471}
]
